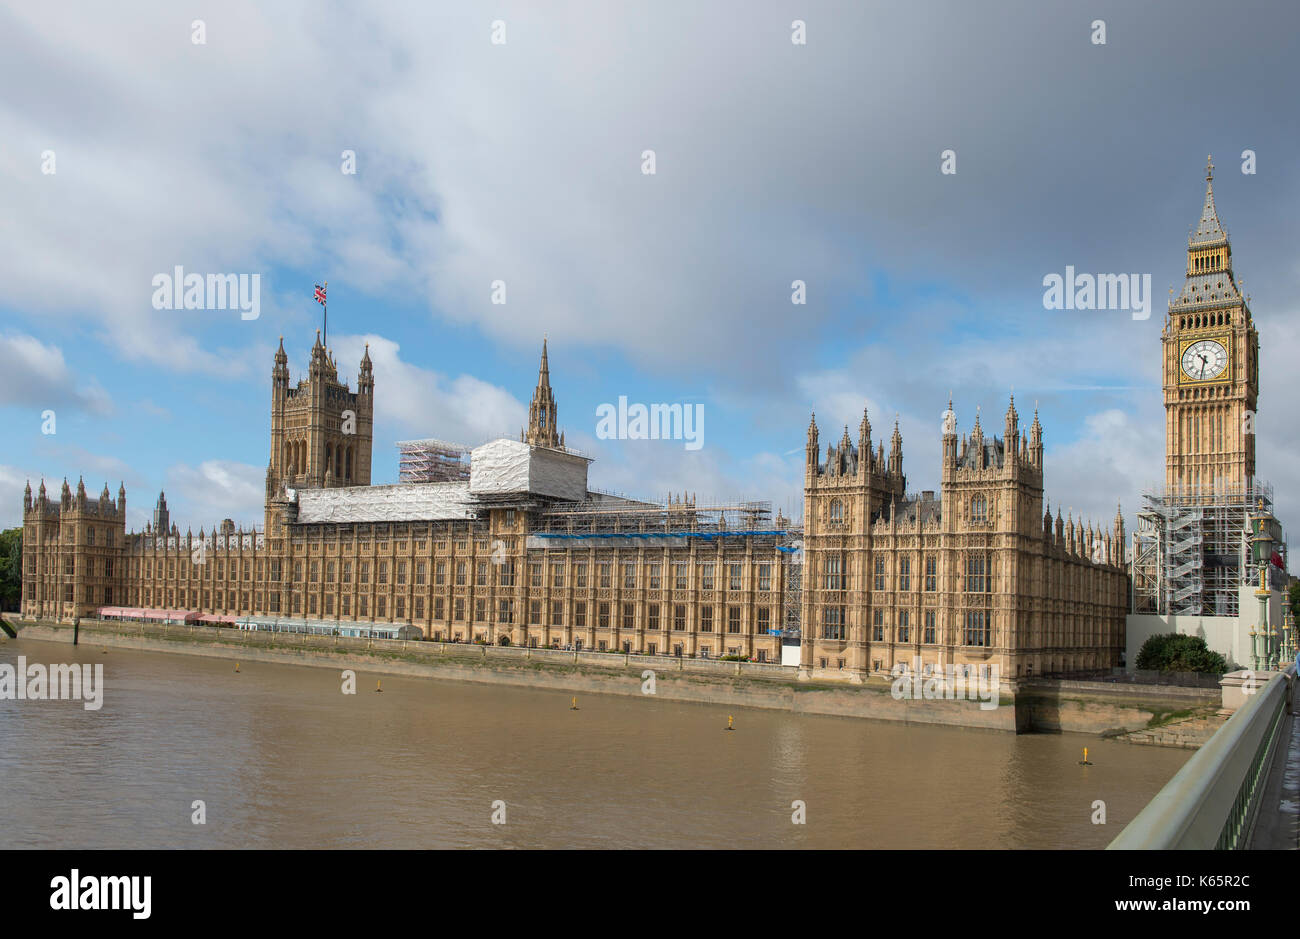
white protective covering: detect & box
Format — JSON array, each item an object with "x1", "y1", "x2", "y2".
[
  {"x1": 469, "y1": 438, "x2": 589, "y2": 502},
  {"x1": 295, "y1": 482, "x2": 475, "y2": 523}
]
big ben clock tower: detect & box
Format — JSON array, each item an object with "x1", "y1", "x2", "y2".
[{"x1": 1163, "y1": 156, "x2": 1260, "y2": 498}]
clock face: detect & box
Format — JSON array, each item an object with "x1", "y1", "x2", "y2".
[{"x1": 1181, "y1": 339, "x2": 1228, "y2": 381}]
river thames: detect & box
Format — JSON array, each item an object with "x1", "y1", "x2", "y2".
[{"x1": 0, "y1": 638, "x2": 1190, "y2": 849}]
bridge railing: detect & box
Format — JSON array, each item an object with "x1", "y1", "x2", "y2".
[{"x1": 1108, "y1": 665, "x2": 1294, "y2": 850}]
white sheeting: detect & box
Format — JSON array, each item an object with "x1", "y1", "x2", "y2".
[
  {"x1": 470, "y1": 438, "x2": 589, "y2": 501},
  {"x1": 295, "y1": 482, "x2": 475, "y2": 523}
]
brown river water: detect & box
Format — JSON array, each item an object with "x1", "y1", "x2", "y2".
[{"x1": 0, "y1": 638, "x2": 1190, "y2": 849}]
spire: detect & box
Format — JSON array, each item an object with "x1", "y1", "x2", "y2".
[
  {"x1": 358, "y1": 342, "x2": 374, "y2": 393},
  {"x1": 1190, "y1": 155, "x2": 1228, "y2": 246},
  {"x1": 858, "y1": 405, "x2": 871, "y2": 453},
  {"x1": 23, "y1": 480, "x2": 31, "y2": 511},
  {"x1": 524, "y1": 337, "x2": 560, "y2": 448}
]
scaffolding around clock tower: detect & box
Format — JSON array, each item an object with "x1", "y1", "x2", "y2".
[{"x1": 1131, "y1": 480, "x2": 1279, "y2": 616}]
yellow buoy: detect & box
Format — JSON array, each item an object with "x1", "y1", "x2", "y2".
[
  {"x1": 376, "y1": 680, "x2": 383, "y2": 693},
  {"x1": 727, "y1": 715, "x2": 735, "y2": 731},
  {"x1": 234, "y1": 663, "x2": 240, "y2": 673},
  {"x1": 570, "y1": 696, "x2": 579, "y2": 710},
  {"x1": 1079, "y1": 747, "x2": 1092, "y2": 765}
]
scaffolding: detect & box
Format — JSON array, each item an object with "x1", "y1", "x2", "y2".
[
  {"x1": 534, "y1": 493, "x2": 776, "y2": 535},
  {"x1": 529, "y1": 493, "x2": 804, "y2": 637},
  {"x1": 396, "y1": 439, "x2": 472, "y2": 483},
  {"x1": 1132, "y1": 480, "x2": 1275, "y2": 616}
]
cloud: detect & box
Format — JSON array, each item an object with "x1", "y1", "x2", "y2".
[
  {"x1": 330, "y1": 333, "x2": 526, "y2": 451},
  {"x1": 0, "y1": 333, "x2": 113, "y2": 416},
  {"x1": 161, "y1": 460, "x2": 265, "y2": 532}
]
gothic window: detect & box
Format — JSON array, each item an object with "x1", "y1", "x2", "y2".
[
  {"x1": 829, "y1": 499, "x2": 844, "y2": 523},
  {"x1": 821, "y1": 606, "x2": 845, "y2": 640},
  {"x1": 971, "y1": 495, "x2": 988, "y2": 524},
  {"x1": 963, "y1": 610, "x2": 990, "y2": 647},
  {"x1": 897, "y1": 610, "x2": 910, "y2": 643},
  {"x1": 924, "y1": 556, "x2": 937, "y2": 591},
  {"x1": 964, "y1": 555, "x2": 989, "y2": 592},
  {"x1": 923, "y1": 610, "x2": 937, "y2": 644},
  {"x1": 898, "y1": 557, "x2": 911, "y2": 591},
  {"x1": 873, "y1": 556, "x2": 885, "y2": 590},
  {"x1": 825, "y1": 556, "x2": 844, "y2": 590}
]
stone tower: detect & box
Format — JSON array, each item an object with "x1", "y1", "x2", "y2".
[
  {"x1": 1163, "y1": 156, "x2": 1259, "y2": 497},
  {"x1": 521, "y1": 338, "x2": 563, "y2": 449},
  {"x1": 267, "y1": 332, "x2": 374, "y2": 498},
  {"x1": 20, "y1": 477, "x2": 127, "y2": 621}
]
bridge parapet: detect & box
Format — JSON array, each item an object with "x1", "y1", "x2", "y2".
[{"x1": 1109, "y1": 665, "x2": 1293, "y2": 850}]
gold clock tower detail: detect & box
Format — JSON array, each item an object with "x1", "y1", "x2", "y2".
[{"x1": 1163, "y1": 156, "x2": 1259, "y2": 497}]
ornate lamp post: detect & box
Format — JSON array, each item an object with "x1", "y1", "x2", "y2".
[{"x1": 1250, "y1": 501, "x2": 1275, "y2": 671}]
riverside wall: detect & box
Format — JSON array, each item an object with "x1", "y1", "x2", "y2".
[{"x1": 3, "y1": 617, "x2": 1218, "y2": 743}]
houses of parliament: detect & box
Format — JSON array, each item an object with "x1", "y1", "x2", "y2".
[{"x1": 22, "y1": 162, "x2": 1261, "y2": 683}]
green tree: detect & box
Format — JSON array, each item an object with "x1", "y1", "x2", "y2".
[
  {"x1": 0, "y1": 527, "x2": 21, "y2": 612},
  {"x1": 1288, "y1": 580, "x2": 1300, "y2": 624},
  {"x1": 1135, "y1": 632, "x2": 1227, "y2": 674}
]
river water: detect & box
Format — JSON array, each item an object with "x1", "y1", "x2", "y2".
[{"x1": 0, "y1": 638, "x2": 1190, "y2": 849}]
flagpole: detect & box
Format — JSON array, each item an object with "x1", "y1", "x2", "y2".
[{"x1": 323, "y1": 280, "x2": 328, "y2": 349}]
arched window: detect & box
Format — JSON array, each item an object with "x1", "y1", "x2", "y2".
[
  {"x1": 971, "y1": 494, "x2": 988, "y2": 523},
  {"x1": 829, "y1": 499, "x2": 844, "y2": 523}
]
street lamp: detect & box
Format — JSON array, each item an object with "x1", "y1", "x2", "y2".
[{"x1": 1250, "y1": 501, "x2": 1275, "y2": 670}]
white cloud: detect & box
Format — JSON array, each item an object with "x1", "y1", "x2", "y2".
[
  {"x1": 0, "y1": 333, "x2": 113, "y2": 416},
  {"x1": 161, "y1": 460, "x2": 265, "y2": 533},
  {"x1": 329, "y1": 333, "x2": 527, "y2": 451}
]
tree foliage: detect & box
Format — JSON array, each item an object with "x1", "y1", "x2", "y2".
[
  {"x1": 0, "y1": 527, "x2": 21, "y2": 612},
  {"x1": 1134, "y1": 632, "x2": 1227, "y2": 674}
]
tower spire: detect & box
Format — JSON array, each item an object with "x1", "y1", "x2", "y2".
[
  {"x1": 1190, "y1": 154, "x2": 1228, "y2": 247},
  {"x1": 524, "y1": 337, "x2": 560, "y2": 448}
]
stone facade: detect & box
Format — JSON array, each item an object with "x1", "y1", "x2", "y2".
[
  {"x1": 1163, "y1": 156, "x2": 1259, "y2": 496},
  {"x1": 799, "y1": 399, "x2": 1128, "y2": 683},
  {"x1": 20, "y1": 334, "x2": 1127, "y2": 680},
  {"x1": 19, "y1": 341, "x2": 791, "y2": 664}
]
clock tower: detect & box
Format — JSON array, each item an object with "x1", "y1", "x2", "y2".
[{"x1": 1163, "y1": 156, "x2": 1259, "y2": 498}]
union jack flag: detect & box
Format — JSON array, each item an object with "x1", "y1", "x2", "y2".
[{"x1": 314, "y1": 283, "x2": 327, "y2": 306}]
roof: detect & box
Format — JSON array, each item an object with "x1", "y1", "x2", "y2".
[
  {"x1": 1172, "y1": 271, "x2": 1241, "y2": 309},
  {"x1": 295, "y1": 482, "x2": 476, "y2": 524},
  {"x1": 1190, "y1": 173, "x2": 1228, "y2": 246}
]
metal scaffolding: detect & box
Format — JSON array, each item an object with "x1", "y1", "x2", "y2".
[
  {"x1": 396, "y1": 439, "x2": 472, "y2": 483},
  {"x1": 1132, "y1": 480, "x2": 1275, "y2": 616}
]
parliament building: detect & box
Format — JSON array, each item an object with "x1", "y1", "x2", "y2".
[{"x1": 20, "y1": 312, "x2": 1131, "y2": 681}]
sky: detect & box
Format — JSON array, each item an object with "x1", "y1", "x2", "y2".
[{"x1": 1, "y1": 0, "x2": 1298, "y2": 541}]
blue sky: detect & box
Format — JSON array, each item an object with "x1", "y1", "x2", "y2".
[{"x1": 2, "y1": 0, "x2": 1299, "y2": 539}]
